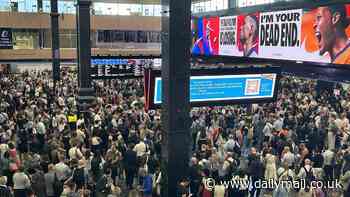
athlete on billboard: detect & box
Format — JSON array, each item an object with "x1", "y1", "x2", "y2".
[
  {"x1": 240, "y1": 15, "x2": 259, "y2": 57},
  {"x1": 313, "y1": 5, "x2": 350, "y2": 64},
  {"x1": 192, "y1": 19, "x2": 216, "y2": 56}
]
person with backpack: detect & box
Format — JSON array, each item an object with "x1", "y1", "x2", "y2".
[
  {"x1": 274, "y1": 161, "x2": 295, "y2": 197},
  {"x1": 297, "y1": 159, "x2": 315, "y2": 197},
  {"x1": 65, "y1": 160, "x2": 86, "y2": 191},
  {"x1": 29, "y1": 166, "x2": 47, "y2": 197}
]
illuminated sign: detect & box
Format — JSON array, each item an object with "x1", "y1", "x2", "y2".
[
  {"x1": 90, "y1": 58, "x2": 154, "y2": 79},
  {"x1": 192, "y1": 4, "x2": 350, "y2": 65},
  {"x1": 145, "y1": 67, "x2": 280, "y2": 109},
  {"x1": 154, "y1": 74, "x2": 276, "y2": 104},
  {"x1": 0, "y1": 28, "x2": 13, "y2": 49}
]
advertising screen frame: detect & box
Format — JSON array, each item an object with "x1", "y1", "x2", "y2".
[
  {"x1": 191, "y1": 3, "x2": 350, "y2": 69},
  {"x1": 145, "y1": 66, "x2": 281, "y2": 109},
  {"x1": 90, "y1": 55, "x2": 160, "y2": 79}
]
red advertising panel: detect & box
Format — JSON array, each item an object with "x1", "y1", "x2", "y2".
[{"x1": 192, "y1": 16, "x2": 220, "y2": 56}]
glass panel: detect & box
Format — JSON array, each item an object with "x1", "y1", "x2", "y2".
[
  {"x1": 96, "y1": 30, "x2": 161, "y2": 43},
  {"x1": 17, "y1": 0, "x2": 37, "y2": 12},
  {"x1": 13, "y1": 29, "x2": 39, "y2": 49},
  {"x1": 43, "y1": 0, "x2": 50, "y2": 13},
  {"x1": 58, "y1": 1, "x2": 75, "y2": 14},
  {"x1": 0, "y1": 0, "x2": 10, "y2": 11}
]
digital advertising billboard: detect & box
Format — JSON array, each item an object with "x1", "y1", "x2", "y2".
[
  {"x1": 191, "y1": 4, "x2": 350, "y2": 66},
  {"x1": 145, "y1": 67, "x2": 280, "y2": 109}
]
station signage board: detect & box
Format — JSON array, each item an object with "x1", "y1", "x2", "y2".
[
  {"x1": 145, "y1": 67, "x2": 280, "y2": 109},
  {"x1": 90, "y1": 57, "x2": 155, "y2": 79},
  {"x1": 0, "y1": 28, "x2": 13, "y2": 49}
]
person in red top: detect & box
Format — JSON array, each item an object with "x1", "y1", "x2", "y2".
[{"x1": 199, "y1": 169, "x2": 213, "y2": 197}]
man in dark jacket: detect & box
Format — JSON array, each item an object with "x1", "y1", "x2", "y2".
[
  {"x1": 29, "y1": 167, "x2": 47, "y2": 197},
  {"x1": 247, "y1": 147, "x2": 263, "y2": 197},
  {"x1": 123, "y1": 144, "x2": 137, "y2": 189}
]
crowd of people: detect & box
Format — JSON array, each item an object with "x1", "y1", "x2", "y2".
[{"x1": 0, "y1": 68, "x2": 350, "y2": 197}]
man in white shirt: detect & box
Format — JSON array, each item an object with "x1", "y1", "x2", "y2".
[
  {"x1": 281, "y1": 146, "x2": 295, "y2": 168},
  {"x1": 133, "y1": 140, "x2": 147, "y2": 157},
  {"x1": 323, "y1": 149, "x2": 335, "y2": 180},
  {"x1": 273, "y1": 114, "x2": 284, "y2": 131},
  {"x1": 263, "y1": 121, "x2": 273, "y2": 142}
]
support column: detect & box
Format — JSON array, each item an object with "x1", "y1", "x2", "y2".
[
  {"x1": 76, "y1": 0, "x2": 95, "y2": 113},
  {"x1": 161, "y1": 0, "x2": 191, "y2": 196},
  {"x1": 50, "y1": 0, "x2": 60, "y2": 85},
  {"x1": 38, "y1": 0, "x2": 44, "y2": 48}
]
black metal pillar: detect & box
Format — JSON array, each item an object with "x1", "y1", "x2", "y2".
[
  {"x1": 50, "y1": 0, "x2": 60, "y2": 89},
  {"x1": 38, "y1": 0, "x2": 44, "y2": 48},
  {"x1": 161, "y1": 0, "x2": 191, "y2": 196},
  {"x1": 76, "y1": 0, "x2": 95, "y2": 113}
]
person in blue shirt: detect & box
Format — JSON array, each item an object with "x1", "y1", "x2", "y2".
[{"x1": 140, "y1": 168, "x2": 153, "y2": 197}]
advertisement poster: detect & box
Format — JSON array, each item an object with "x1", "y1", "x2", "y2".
[
  {"x1": 191, "y1": 3, "x2": 350, "y2": 66},
  {"x1": 301, "y1": 4, "x2": 350, "y2": 64},
  {"x1": 259, "y1": 9, "x2": 305, "y2": 61},
  {"x1": 192, "y1": 17, "x2": 219, "y2": 56},
  {"x1": 237, "y1": 13, "x2": 260, "y2": 57},
  {"x1": 0, "y1": 28, "x2": 13, "y2": 49},
  {"x1": 219, "y1": 16, "x2": 241, "y2": 56}
]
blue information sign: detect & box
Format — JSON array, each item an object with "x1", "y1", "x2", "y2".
[{"x1": 154, "y1": 74, "x2": 277, "y2": 104}]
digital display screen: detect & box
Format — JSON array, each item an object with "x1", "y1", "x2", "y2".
[
  {"x1": 153, "y1": 74, "x2": 277, "y2": 104},
  {"x1": 192, "y1": 4, "x2": 350, "y2": 66},
  {"x1": 90, "y1": 58, "x2": 154, "y2": 79}
]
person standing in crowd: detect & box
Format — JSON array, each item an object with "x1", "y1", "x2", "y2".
[
  {"x1": 13, "y1": 167, "x2": 31, "y2": 197},
  {"x1": 247, "y1": 147, "x2": 263, "y2": 197},
  {"x1": 44, "y1": 164, "x2": 56, "y2": 197},
  {"x1": 0, "y1": 176, "x2": 12, "y2": 197},
  {"x1": 124, "y1": 143, "x2": 138, "y2": 190}
]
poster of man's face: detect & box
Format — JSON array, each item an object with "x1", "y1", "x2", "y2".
[
  {"x1": 313, "y1": 5, "x2": 350, "y2": 63},
  {"x1": 238, "y1": 13, "x2": 260, "y2": 57}
]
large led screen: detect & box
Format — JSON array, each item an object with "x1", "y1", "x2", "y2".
[
  {"x1": 154, "y1": 74, "x2": 276, "y2": 104},
  {"x1": 192, "y1": 4, "x2": 350, "y2": 65},
  {"x1": 90, "y1": 57, "x2": 155, "y2": 79}
]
